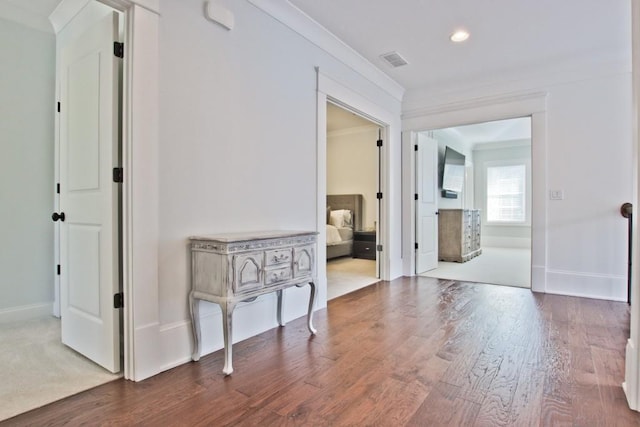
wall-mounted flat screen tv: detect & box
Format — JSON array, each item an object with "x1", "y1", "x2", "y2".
[{"x1": 442, "y1": 146, "x2": 465, "y2": 193}]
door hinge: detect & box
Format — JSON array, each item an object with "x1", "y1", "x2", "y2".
[
  {"x1": 56, "y1": 183, "x2": 60, "y2": 194},
  {"x1": 57, "y1": 102, "x2": 61, "y2": 113},
  {"x1": 57, "y1": 265, "x2": 61, "y2": 275},
  {"x1": 114, "y1": 292, "x2": 124, "y2": 309},
  {"x1": 377, "y1": 139, "x2": 383, "y2": 147},
  {"x1": 415, "y1": 242, "x2": 419, "y2": 250},
  {"x1": 414, "y1": 144, "x2": 418, "y2": 151},
  {"x1": 113, "y1": 167, "x2": 123, "y2": 183},
  {"x1": 414, "y1": 193, "x2": 418, "y2": 201},
  {"x1": 376, "y1": 244, "x2": 383, "y2": 252},
  {"x1": 114, "y1": 42, "x2": 124, "y2": 58},
  {"x1": 377, "y1": 192, "x2": 383, "y2": 199}
]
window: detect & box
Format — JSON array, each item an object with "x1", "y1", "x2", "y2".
[{"x1": 486, "y1": 164, "x2": 526, "y2": 223}]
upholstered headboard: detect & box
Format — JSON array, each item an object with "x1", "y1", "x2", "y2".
[{"x1": 327, "y1": 194, "x2": 363, "y2": 231}]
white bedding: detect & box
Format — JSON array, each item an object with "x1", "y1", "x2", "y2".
[
  {"x1": 326, "y1": 224, "x2": 343, "y2": 245},
  {"x1": 338, "y1": 227, "x2": 353, "y2": 241}
]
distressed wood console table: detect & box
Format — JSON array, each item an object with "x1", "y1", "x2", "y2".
[{"x1": 189, "y1": 230, "x2": 318, "y2": 375}]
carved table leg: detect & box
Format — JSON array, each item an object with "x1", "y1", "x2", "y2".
[
  {"x1": 221, "y1": 300, "x2": 237, "y2": 375},
  {"x1": 307, "y1": 281, "x2": 317, "y2": 335},
  {"x1": 277, "y1": 289, "x2": 285, "y2": 327},
  {"x1": 189, "y1": 292, "x2": 201, "y2": 361}
]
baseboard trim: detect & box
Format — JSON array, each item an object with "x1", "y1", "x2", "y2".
[
  {"x1": 0, "y1": 302, "x2": 53, "y2": 323},
  {"x1": 545, "y1": 269, "x2": 626, "y2": 301},
  {"x1": 482, "y1": 237, "x2": 531, "y2": 249},
  {"x1": 158, "y1": 289, "x2": 314, "y2": 374},
  {"x1": 625, "y1": 338, "x2": 639, "y2": 410},
  {"x1": 132, "y1": 322, "x2": 162, "y2": 381}
]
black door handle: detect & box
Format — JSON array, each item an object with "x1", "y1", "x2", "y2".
[{"x1": 51, "y1": 212, "x2": 65, "y2": 222}]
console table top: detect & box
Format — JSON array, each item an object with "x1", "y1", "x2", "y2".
[{"x1": 189, "y1": 230, "x2": 317, "y2": 243}]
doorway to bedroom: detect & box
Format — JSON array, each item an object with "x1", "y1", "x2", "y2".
[
  {"x1": 418, "y1": 117, "x2": 532, "y2": 289},
  {"x1": 326, "y1": 102, "x2": 381, "y2": 299}
]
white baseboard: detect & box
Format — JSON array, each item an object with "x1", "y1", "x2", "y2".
[
  {"x1": 482, "y1": 237, "x2": 531, "y2": 249},
  {"x1": 0, "y1": 302, "x2": 53, "y2": 323},
  {"x1": 132, "y1": 322, "x2": 162, "y2": 381},
  {"x1": 545, "y1": 269, "x2": 627, "y2": 301},
  {"x1": 531, "y1": 265, "x2": 545, "y2": 293},
  {"x1": 625, "y1": 338, "x2": 639, "y2": 411},
  {"x1": 158, "y1": 287, "x2": 315, "y2": 374}
]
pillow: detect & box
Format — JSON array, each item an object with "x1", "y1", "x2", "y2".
[{"x1": 329, "y1": 209, "x2": 353, "y2": 228}]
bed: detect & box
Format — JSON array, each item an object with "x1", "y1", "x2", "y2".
[{"x1": 326, "y1": 194, "x2": 363, "y2": 260}]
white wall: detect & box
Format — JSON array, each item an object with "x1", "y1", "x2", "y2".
[
  {"x1": 0, "y1": 18, "x2": 55, "y2": 321},
  {"x1": 404, "y1": 68, "x2": 632, "y2": 301},
  {"x1": 473, "y1": 141, "x2": 532, "y2": 249},
  {"x1": 327, "y1": 126, "x2": 379, "y2": 230},
  {"x1": 155, "y1": 0, "x2": 402, "y2": 370}
]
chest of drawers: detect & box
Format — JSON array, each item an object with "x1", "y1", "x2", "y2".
[
  {"x1": 189, "y1": 230, "x2": 318, "y2": 375},
  {"x1": 438, "y1": 209, "x2": 482, "y2": 262}
]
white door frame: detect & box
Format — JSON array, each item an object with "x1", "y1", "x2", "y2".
[
  {"x1": 316, "y1": 69, "x2": 396, "y2": 305},
  {"x1": 51, "y1": 0, "x2": 160, "y2": 381},
  {"x1": 623, "y1": 0, "x2": 640, "y2": 411},
  {"x1": 401, "y1": 93, "x2": 548, "y2": 294}
]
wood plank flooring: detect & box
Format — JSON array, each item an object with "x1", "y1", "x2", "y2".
[{"x1": 4, "y1": 277, "x2": 640, "y2": 426}]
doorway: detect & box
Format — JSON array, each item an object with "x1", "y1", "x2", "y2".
[
  {"x1": 325, "y1": 102, "x2": 381, "y2": 299},
  {"x1": 417, "y1": 117, "x2": 533, "y2": 289},
  {"x1": 0, "y1": 1, "x2": 125, "y2": 420}
]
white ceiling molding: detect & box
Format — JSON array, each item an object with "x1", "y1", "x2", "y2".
[
  {"x1": 403, "y1": 91, "x2": 547, "y2": 122},
  {"x1": 403, "y1": 91, "x2": 547, "y2": 134},
  {"x1": 0, "y1": 2, "x2": 55, "y2": 33},
  {"x1": 246, "y1": 0, "x2": 405, "y2": 102},
  {"x1": 49, "y1": 0, "x2": 159, "y2": 33},
  {"x1": 403, "y1": 54, "x2": 630, "y2": 115}
]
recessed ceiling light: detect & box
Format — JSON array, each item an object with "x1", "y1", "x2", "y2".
[{"x1": 450, "y1": 30, "x2": 470, "y2": 43}]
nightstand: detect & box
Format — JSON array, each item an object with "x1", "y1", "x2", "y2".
[{"x1": 353, "y1": 230, "x2": 377, "y2": 260}]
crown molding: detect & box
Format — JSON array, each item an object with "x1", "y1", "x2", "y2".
[
  {"x1": 49, "y1": 0, "x2": 159, "y2": 34},
  {"x1": 403, "y1": 53, "x2": 630, "y2": 117},
  {"x1": 246, "y1": 0, "x2": 405, "y2": 102},
  {"x1": 403, "y1": 91, "x2": 548, "y2": 121}
]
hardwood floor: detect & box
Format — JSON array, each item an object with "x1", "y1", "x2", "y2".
[{"x1": 4, "y1": 277, "x2": 640, "y2": 426}]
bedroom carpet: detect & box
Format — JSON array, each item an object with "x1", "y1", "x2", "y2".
[
  {"x1": 327, "y1": 258, "x2": 378, "y2": 300},
  {"x1": 0, "y1": 317, "x2": 120, "y2": 421},
  {"x1": 420, "y1": 246, "x2": 531, "y2": 288}
]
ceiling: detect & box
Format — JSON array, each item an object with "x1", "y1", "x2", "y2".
[{"x1": 288, "y1": 0, "x2": 631, "y2": 93}]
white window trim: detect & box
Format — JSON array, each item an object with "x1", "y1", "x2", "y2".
[{"x1": 483, "y1": 158, "x2": 532, "y2": 227}]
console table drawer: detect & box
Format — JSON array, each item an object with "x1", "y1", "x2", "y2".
[
  {"x1": 265, "y1": 249, "x2": 292, "y2": 266},
  {"x1": 265, "y1": 266, "x2": 292, "y2": 286}
]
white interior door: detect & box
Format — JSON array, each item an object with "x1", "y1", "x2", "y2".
[
  {"x1": 415, "y1": 133, "x2": 438, "y2": 273},
  {"x1": 59, "y1": 12, "x2": 121, "y2": 373}
]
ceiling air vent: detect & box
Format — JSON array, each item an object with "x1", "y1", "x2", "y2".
[{"x1": 380, "y1": 51, "x2": 408, "y2": 68}]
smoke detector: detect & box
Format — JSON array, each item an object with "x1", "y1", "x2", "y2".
[{"x1": 380, "y1": 51, "x2": 409, "y2": 68}]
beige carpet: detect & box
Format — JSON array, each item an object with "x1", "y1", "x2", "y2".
[
  {"x1": 420, "y1": 247, "x2": 531, "y2": 288},
  {"x1": 0, "y1": 316, "x2": 120, "y2": 421},
  {"x1": 327, "y1": 257, "x2": 378, "y2": 299}
]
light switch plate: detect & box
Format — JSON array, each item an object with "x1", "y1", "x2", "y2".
[{"x1": 550, "y1": 190, "x2": 564, "y2": 200}]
